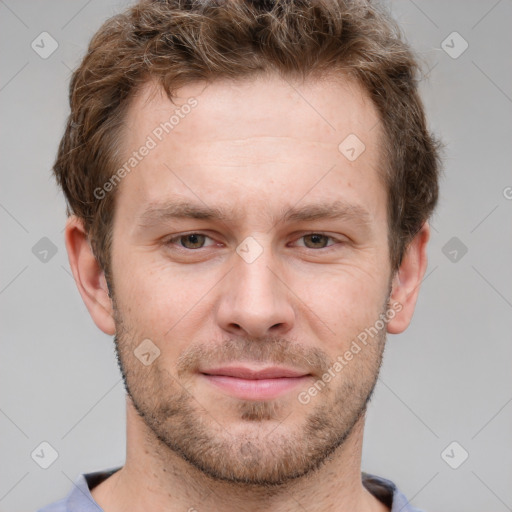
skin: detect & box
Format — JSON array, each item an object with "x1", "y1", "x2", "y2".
[{"x1": 65, "y1": 72, "x2": 430, "y2": 512}]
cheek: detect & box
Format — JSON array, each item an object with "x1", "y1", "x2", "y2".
[
  {"x1": 113, "y1": 255, "x2": 215, "y2": 344},
  {"x1": 112, "y1": 231, "x2": 390, "y2": 348},
  {"x1": 293, "y1": 264, "x2": 389, "y2": 347}
]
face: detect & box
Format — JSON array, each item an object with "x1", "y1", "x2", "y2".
[{"x1": 108, "y1": 73, "x2": 395, "y2": 485}]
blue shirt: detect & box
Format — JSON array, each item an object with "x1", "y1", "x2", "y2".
[{"x1": 36, "y1": 467, "x2": 425, "y2": 511}]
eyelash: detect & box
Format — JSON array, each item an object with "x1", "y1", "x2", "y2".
[{"x1": 164, "y1": 232, "x2": 344, "y2": 251}]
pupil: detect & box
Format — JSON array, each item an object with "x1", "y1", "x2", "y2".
[
  {"x1": 183, "y1": 234, "x2": 203, "y2": 248},
  {"x1": 308, "y1": 234, "x2": 326, "y2": 247}
]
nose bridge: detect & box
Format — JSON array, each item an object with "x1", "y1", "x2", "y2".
[
  {"x1": 235, "y1": 239, "x2": 279, "y2": 306},
  {"x1": 216, "y1": 235, "x2": 295, "y2": 337}
]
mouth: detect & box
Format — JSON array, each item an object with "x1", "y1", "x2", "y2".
[{"x1": 199, "y1": 366, "x2": 313, "y2": 401}]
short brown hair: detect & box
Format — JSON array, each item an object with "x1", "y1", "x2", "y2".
[{"x1": 54, "y1": 0, "x2": 443, "y2": 277}]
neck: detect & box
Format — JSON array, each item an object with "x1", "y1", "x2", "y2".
[{"x1": 91, "y1": 399, "x2": 389, "y2": 512}]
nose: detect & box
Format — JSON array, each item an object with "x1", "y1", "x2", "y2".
[{"x1": 215, "y1": 242, "x2": 295, "y2": 339}]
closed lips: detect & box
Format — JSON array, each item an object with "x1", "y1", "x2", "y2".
[{"x1": 200, "y1": 367, "x2": 310, "y2": 379}]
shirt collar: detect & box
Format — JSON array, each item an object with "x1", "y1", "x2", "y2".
[{"x1": 54, "y1": 467, "x2": 424, "y2": 512}]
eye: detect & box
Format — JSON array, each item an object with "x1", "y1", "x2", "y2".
[
  {"x1": 164, "y1": 232, "x2": 343, "y2": 252},
  {"x1": 166, "y1": 233, "x2": 217, "y2": 250},
  {"x1": 293, "y1": 233, "x2": 339, "y2": 249}
]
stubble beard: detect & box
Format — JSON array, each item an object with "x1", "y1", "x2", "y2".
[{"x1": 112, "y1": 299, "x2": 389, "y2": 487}]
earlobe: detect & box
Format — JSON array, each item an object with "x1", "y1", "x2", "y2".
[
  {"x1": 386, "y1": 222, "x2": 430, "y2": 335},
  {"x1": 64, "y1": 216, "x2": 116, "y2": 336}
]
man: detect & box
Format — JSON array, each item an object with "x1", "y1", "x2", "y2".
[{"x1": 37, "y1": 0, "x2": 442, "y2": 510}]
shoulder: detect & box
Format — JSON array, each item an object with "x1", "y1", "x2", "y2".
[
  {"x1": 362, "y1": 472, "x2": 427, "y2": 512},
  {"x1": 35, "y1": 467, "x2": 121, "y2": 512},
  {"x1": 35, "y1": 497, "x2": 68, "y2": 512}
]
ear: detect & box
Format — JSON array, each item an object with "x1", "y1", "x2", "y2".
[
  {"x1": 64, "y1": 216, "x2": 116, "y2": 335},
  {"x1": 386, "y1": 222, "x2": 430, "y2": 334}
]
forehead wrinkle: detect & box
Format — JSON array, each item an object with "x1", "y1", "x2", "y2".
[{"x1": 136, "y1": 197, "x2": 373, "y2": 233}]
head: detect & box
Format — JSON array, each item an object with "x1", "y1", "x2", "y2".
[{"x1": 60, "y1": 0, "x2": 442, "y2": 487}]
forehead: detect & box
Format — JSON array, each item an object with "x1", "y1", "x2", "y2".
[
  {"x1": 125, "y1": 73, "x2": 381, "y2": 148},
  {"x1": 115, "y1": 73, "x2": 386, "y2": 226}
]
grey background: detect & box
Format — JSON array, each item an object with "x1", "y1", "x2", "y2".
[{"x1": 1, "y1": 1, "x2": 511, "y2": 511}]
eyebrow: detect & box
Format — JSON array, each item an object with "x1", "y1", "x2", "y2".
[{"x1": 137, "y1": 198, "x2": 373, "y2": 230}]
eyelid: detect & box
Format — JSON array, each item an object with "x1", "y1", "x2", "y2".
[
  {"x1": 164, "y1": 231, "x2": 346, "y2": 250},
  {"x1": 165, "y1": 232, "x2": 218, "y2": 248},
  {"x1": 289, "y1": 232, "x2": 346, "y2": 249}
]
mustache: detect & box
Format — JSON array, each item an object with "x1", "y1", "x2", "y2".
[{"x1": 175, "y1": 335, "x2": 331, "y2": 378}]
